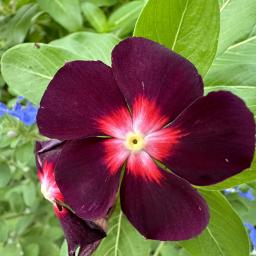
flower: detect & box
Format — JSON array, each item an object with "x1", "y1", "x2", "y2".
[
  {"x1": 245, "y1": 223, "x2": 256, "y2": 251},
  {"x1": 239, "y1": 190, "x2": 255, "y2": 201},
  {"x1": 224, "y1": 187, "x2": 255, "y2": 201},
  {"x1": 37, "y1": 37, "x2": 255, "y2": 241},
  {"x1": 36, "y1": 140, "x2": 106, "y2": 256},
  {"x1": 0, "y1": 96, "x2": 37, "y2": 125}
]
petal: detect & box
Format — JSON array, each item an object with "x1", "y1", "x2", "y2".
[
  {"x1": 145, "y1": 127, "x2": 182, "y2": 161},
  {"x1": 112, "y1": 37, "x2": 203, "y2": 122},
  {"x1": 0, "y1": 102, "x2": 8, "y2": 116},
  {"x1": 38, "y1": 161, "x2": 64, "y2": 203},
  {"x1": 55, "y1": 138, "x2": 121, "y2": 220},
  {"x1": 54, "y1": 205, "x2": 106, "y2": 256},
  {"x1": 22, "y1": 103, "x2": 38, "y2": 126},
  {"x1": 161, "y1": 91, "x2": 255, "y2": 186},
  {"x1": 121, "y1": 154, "x2": 209, "y2": 240},
  {"x1": 97, "y1": 106, "x2": 132, "y2": 139},
  {"x1": 132, "y1": 96, "x2": 169, "y2": 134},
  {"x1": 35, "y1": 139, "x2": 64, "y2": 169},
  {"x1": 126, "y1": 151, "x2": 163, "y2": 183},
  {"x1": 103, "y1": 138, "x2": 129, "y2": 174},
  {"x1": 37, "y1": 61, "x2": 127, "y2": 140}
]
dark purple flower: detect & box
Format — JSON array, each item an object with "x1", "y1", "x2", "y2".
[
  {"x1": 36, "y1": 140, "x2": 106, "y2": 256},
  {"x1": 37, "y1": 37, "x2": 255, "y2": 241}
]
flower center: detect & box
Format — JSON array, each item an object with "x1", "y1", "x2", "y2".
[{"x1": 125, "y1": 132, "x2": 145, "y2": 152}]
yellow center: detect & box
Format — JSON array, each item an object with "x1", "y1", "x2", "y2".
[{"x1": 125, "y1": 132, "x2": 145, "y2": 152}]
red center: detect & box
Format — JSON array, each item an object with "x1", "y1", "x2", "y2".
[{"x1": 97, "y1": 96, "x2": 183, "y2": 182}]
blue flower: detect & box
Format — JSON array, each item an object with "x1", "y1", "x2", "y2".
[
  {"x1": 224, "y1": 187, "x2": 255, "y2": 201},
  {"x1": 0, "y1": 97, "x2": 38, "y2": 126},
  {"x1": 0, "y1": 102, "x2": 8, "y2": 116},
  {"x1": 239, "y1": 190, "x2": 255, "y2": 201},
  {"x1": 245, "y1": 223, "x2": 256, "y2": 249}
]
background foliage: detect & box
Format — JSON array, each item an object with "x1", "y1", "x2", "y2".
[{"x1": 0, "y1": 0, "x2": 256, "y2": 255}]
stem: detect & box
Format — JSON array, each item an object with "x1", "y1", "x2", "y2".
[
  {"x1": 114, "y1": 211, "x2": 122, "y2": 256},
  {"x1": 153, "y1": 242, "x2": 164, "y2": 256},
  {"x1": 1, "y1": 212, "x2": 35, "y2": 220}
]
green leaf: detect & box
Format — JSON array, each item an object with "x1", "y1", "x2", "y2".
[
  {"x1": 82, "y1": 0, "x2": 118, "y2": 7},
  {"x1": 22, "y1": 182, "x2": 36, "y2": 207},
  {"x1": 1, "y1": 43, "x2": 77, "y2": 105},
  {"x1": 5, "y1": 191, "x2": 25, "y2": 213},
  {"x1": 37, "y1": 0, "x2": 83, "y2": 32},
  {"x1": 0, "y1": 220, "x2": 9, "y2": 243},
  {"x1": 0, "y1": 244, "x2": 23, "y2": 256},
  {"x1": 134, "y1": 0, "x2": 220, "y2": 76},
  {"x1": 0, "y1": 4, "x2": 39, "y2": 50},
  {"x1": 94, "y1": 205, "x2": 150, "y2": 256},
  {"x1": 82, "y1": 2, "x2": 107, "y2": 33},
  {"x1": 1, "y1": 32, "x2": 119, "y2": 104},
  {"x1": 205, "y1": 0, "x2": 256, "y2": 116},
  {"x1": 59, "y1": 240, "x2": 68, "y2": 256},
  {"x1": 42, "y1": 226, "x2": 63, "y2": 241},
  {"x1": 0, "y1": 162, "x2": 11, "y2": 188},
  {"x1": 180, "y1": 191, "x2": 249, "y2": 256},
  {"x1": 202, "y1": 157, "x2": 256, "y2": 190},
  {"x1": 23, "y1": 244, "x2": 40, "y2": 256},
  {"x1": 108, "y1": 1, "x2": 144, "y2": 37},
  {"x1": 50, "y1": 32, "x2": 120, "y2": 65},
  {"x1": 217, "y1": 0, "x2": 256, "y2": 55},
  {"x1": 154, "y1": 242, "x2": 191, "y2": 256},
  {"x1": 39, "y1": 242, "x2": 60, "y2": 256},
  {"x1": 15, "y1": 142, "x2": 34, "y2": 164}
]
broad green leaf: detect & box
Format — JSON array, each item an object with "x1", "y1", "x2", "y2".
[
  {"x1": 50, "y1": 32, "x2": 120, "y2": 65},
  {"x1": 1, "y1": 43, "x2": 77, "y2": 105},
  {"x1": 82, "y1": 2, "x2": 107, "y2": 33},
  {"x1": 205, "y1": 0, "x2": 256, "y2": 116},
  {"x1": 0, "y1": 162, "x2": 11, "y2": 187},
  {"x1": 134, "y1": 0, "x2": 220, "y2": 76},
  {"x1": 201, "y1": 157, "x2": 256, "y2": 190},
  {"x1": 108, "y1": 1, "x2": 144, "y2": 37},
  {"x1": 94, "y1": 205, "x2": 150, "y2": 256},
  {"x1": 153, "y1": 242, "x2": 191, "y2": 256},
  {"x1": 0, "y1": 4, "x2": 39, "y2": 51},
  {"x1": 217, "y1": 0, "x2": 256, "y2": 55},
  {"x1": 180, "y1": 191, "x2": 249, "y2": 256},
  {"x1": 1, "y1": 32, "x2": 119, "y2": 104},
  {"x1": 37, "y1": 0, "x2": 83, "y2": 32},
  {"x1": 205, "y1": 34, "x2": 256, "y2": 117}
]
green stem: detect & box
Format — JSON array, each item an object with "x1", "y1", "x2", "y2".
[
  {"x1": 1, "y1": 212, "x2": 35, "y2": 220},
  {"x1": 153, "y1": 242, "x2": 164, "y2": 256}
]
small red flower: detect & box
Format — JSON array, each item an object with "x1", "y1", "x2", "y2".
[
  {"x1": 37, "y1": 37, "x2": 255, "y2": 240},
  {"x1": 36, "y1": 140, "x2": 106, "y2": 256}
]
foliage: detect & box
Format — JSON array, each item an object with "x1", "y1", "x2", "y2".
[{"x1": 0, "y1": 0, "x2": 255, "y2": 255}]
